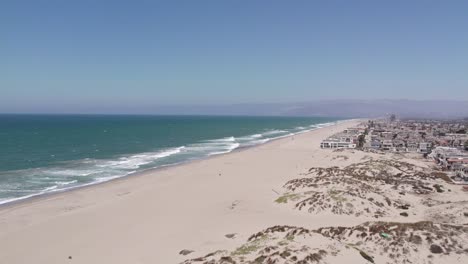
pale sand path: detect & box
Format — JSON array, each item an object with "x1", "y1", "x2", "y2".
[{"x1": 0, "y1": 120, "x2": 361, "y2": 264}]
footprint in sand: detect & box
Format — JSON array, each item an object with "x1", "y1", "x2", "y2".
[
  {"x1": 229, "y1": 200, "x2": 240, "y2": 210},
  {"x1": 179, "y1": 249, "x2": 194, "y2": 256},
  {"x1": 225, "y1": 233, "x2": 237, "y2": 239}
]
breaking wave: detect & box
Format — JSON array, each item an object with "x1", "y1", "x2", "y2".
[{"x1": 0, "y1": 120, "x2": 339, "y2": 205}]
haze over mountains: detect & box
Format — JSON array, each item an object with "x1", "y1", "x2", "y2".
[
  {"x1": 145, "y1": 99, "x2": 468, "y2": 119},
  {"x1": 7, "y1": 99, "x2": 466, "y2": 119},
  {"x1": 277, "y1": 99, "x2": 468, "y2": 119}
]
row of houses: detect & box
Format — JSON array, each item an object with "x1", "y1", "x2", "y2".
[
  {"x1": 375, "y1": 118, "x2": 468, "y2": 183},
  {"x1": 363, "y1": 118, "x2": 468, "y2": 153},
  {"x1": 366, "y1": 139, "x2": 432, "y2": 153},
  {"x1": 320, "y1": 118, "x2": 468, "y2": 153},
  {"x1": 320, "y1": 127, "x2": 365, "y2": 149},
  {"x1": 320, "y1": 118, "x2": 468, "y2": 183},
  {"x1": 430, "y1": 147, "x2": 468, "y2": 182}
]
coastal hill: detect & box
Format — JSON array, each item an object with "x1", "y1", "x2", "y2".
[
  {"x1": 6, "y1": 100, "x2": 468, "y2": 119},
  {"x1": 109, "y1": 100, "x2": 468, "y2": 119}
]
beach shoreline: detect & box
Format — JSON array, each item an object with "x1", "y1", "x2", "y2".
[
  {"x1": 0, "y1": 119, "x2": 351, "y2": 209},
  {"x1": 2, "y1": 118, "x2": 466, "y2": 263},
  {"x1": 0, "y1": 119, "x2": 368, "y2": 263}
]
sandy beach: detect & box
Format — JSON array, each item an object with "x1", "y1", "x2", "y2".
[{"x1": 1, "y1": 119, "x2": 467, "y2": 264}]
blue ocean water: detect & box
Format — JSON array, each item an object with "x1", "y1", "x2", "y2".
[{"x1": 0, "y1": 115, "x2": 341, "y2": 204}]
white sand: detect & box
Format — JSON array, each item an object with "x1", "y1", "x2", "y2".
[
  {"x1": 1, "y1": 119, "x2": 466, "y2": 264},
  {"x1": 0, "y1": 120, "x2": 358, "y2": 263}
]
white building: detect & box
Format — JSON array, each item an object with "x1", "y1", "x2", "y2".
[
  {"x1": 320, "y1": 139, "x2": 356, "y2": 149},
  {"x1": 382, "y1": 140, "x2": 393, "y2": 151},
  {"x1": 418, "y1": 142, "x2": 431, "y2": 153}
]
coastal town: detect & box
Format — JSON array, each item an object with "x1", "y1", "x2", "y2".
[
  {"x1": 3, "y1": 117, "x2": 468, "y2": 264},
  {"x1": 4, "y1": 1, "x2": 468, "y2": 264},
  {"x1": 182, "y1": 118, "x2": 468, "y2": 264},
  {"x1": 321, "y1": 117, "x2": 468, "y2": 183}
]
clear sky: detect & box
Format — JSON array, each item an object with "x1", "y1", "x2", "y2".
[{"x1": 2, "y1": 0, "x2": 468, "y2": 113}]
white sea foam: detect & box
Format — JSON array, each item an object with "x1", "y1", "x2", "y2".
[
  {"x1": 0, "y1": 169, "x2": 140, "y2": 205},
  {"x1": 100, "y1": 146, "x2": 185, "y2": 169},
  {"x1": 206, "y1": 136, "x2": 235, "y2": 143},
  {"x1": 54, "y1": 180, "x2": 78, "y2": 186},
  {"x1": 267, "y1": 133, "x2": 296, "y2": 141},
  {"x1": 237, "y1": 134, "x2": 263, "y2": 141},
  {"x1": 207, "y1": 142, "x2": 240, "y2": 156},
  {"x1": 95, "y1": 171, "x2": 134, "y2": 183},
  {"x1": 0, "y1": 145, "x2": 189, "y2": 205},
  {"x1": 0, "y1": 120, "x2": 343, "y2": 205},
  {"x1": 45, "y1": 169, "x2": 97, "y2": 177},
  {"x1": 43, "y1": 185, "x2": 58, "y2": 192},
  {"x1": 250, "y1": 138, "x2": 270, "y2": 145},
  {"x1": 0, "y1": 193, "x2": 42, "y2": 205},
  {"x1": 315, "y1": 122, "x2": 335, "y2": 128},
  {"x1": 247, "y1": 134, "x2": 262, "y2": 139},
  {"x1": 262, "y1": 129, "x2": 288, "y2": 136}
]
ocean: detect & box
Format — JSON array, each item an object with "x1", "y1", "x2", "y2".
[{"x1": 0, "y1": 114, "x2": 341, "y2": 204}]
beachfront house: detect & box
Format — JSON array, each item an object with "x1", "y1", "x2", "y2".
[
  {"x1": 430, "y1": 146, "x2": 468, "y2": 171},
  {"x1": 370, "y1": 140, "x2": 381, "y2": 149},
  {"x1": 344, "y1": 127, "x2": 366, "y2": 134},
  {"x1": 320, "y1": 139, "x2": 357, "y2": 149},
  {"x1": 418, "y1": 142, "x2": 431, "y2": 153},
  {"x1": 407, "y1": 141, "x2": 419, "y2": 152},
  {"x1": 320, "y1": 130, "x2": 360, "y2": 149},
  {"x1": 382, "y1": 140, "x2": 393, "y2": 151},
  {"x1": 446, "y1": 157, "x2": 468, "y2": 171},
  {"x1": 393, "y1": 139, "x2": 406, "y2": 151}
]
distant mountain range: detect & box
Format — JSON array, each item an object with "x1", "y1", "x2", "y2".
[
  {"x1": 146, "y1": 99, "x2": 468, "y2": 119},
  {"x1": 4, "y1": 99, "x2": 468, "y2": 119},
  {"x1": 282, "y1": 99, "x2": 468, "y2": 119}
]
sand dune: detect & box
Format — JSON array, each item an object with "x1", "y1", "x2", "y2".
[{"x1": 1, "y1": 119, "x2": 467, "y2": 264}]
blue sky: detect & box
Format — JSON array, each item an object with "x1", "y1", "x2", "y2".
[{"x1": 2, "y1": 1, "x2": 468, "y2": 113}]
